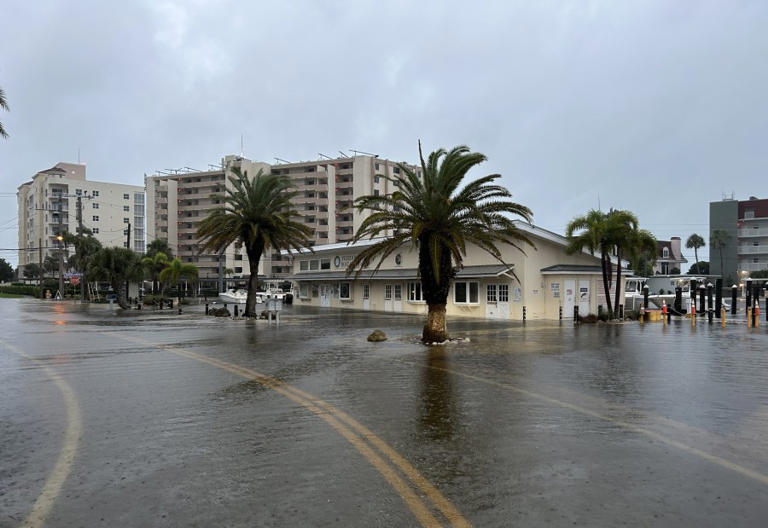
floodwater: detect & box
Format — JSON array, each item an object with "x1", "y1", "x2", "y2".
[{"x1": 1, "y1": 298, "x2": 768, "y2": 527}]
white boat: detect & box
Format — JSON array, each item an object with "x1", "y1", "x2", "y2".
[{"x1": 218, "y1": 288, "x2": 248, "y2": 304}]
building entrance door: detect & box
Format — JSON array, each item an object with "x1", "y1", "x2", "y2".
[
  {"x1": 393, "y1": 284, "x2": 403, "y2": 313},
  {"x1": 320, "y1": 284, "x2": 331, "y2": 308},
  {"x1": 384, "y1": 284, "x2": 393, "y2": 312},
  {"x1": 485, "y1": 283, "x2": 511, "y2": 319},
  {"x1": 362, "y1": 283, "x2": 370, "y2": 311},
  {"x1": 564, "y1": 280, "x2": 575, "y2": 318},
  {"x1": 578, "y1": 280, "x2": 591, "y2": 315}
]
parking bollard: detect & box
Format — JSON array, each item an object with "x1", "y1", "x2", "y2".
[
  {"x1": 234, "y1": 305, "x2": 239, "y2": 318},
  {"x1": 205, "y1": 303, "x2": 209, "y2": 315},
  {"x1": 715, "y1": 278, "x2": 723, "y2": 318},
  {"x1": 731, "y1": 285, "x2": 738, "y2": 315},
  {"x1": 574, "y1": 305, "x2": 579, "y2": 324},
  {"x1": 699, "y1": 284, "x2": 706, "y2": 316},
  {"x1": 559, "y1": 305, "x2": 562, "y2": 321},
  {"x1": 747, "y1": 307, "x2": 752, "y2": 328},
  {"x1": 691, "y1": 299, "x2": 696, "y2": 327},
  {"x1": 721, "y1": 306, "x2": 726, "y2": 328},
  {"x1": 522, "y1": 306, "x2": 526, "y2": 322},
  {"x1": 619, "y1": 304, "x2": 624, "y2": 320},
  {"x1": 746, "y1": 279, "x2": 753, "y2": 316}
]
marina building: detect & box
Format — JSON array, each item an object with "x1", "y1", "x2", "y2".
[
  {"x1": 145, "y1": 153, "x2": 418, "y2": 282},
  {"x1": 710, "y1": 196, "x2": 768, "y2": 282},
  {"x1": 286, "y1": 222, "x2": 626, "y2": 321},
  {"x1": 17, "y1": 162, "x2": 145, "y2": 270}
]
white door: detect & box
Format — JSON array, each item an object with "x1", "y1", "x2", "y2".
[
  {"x1": 578, "y1": 280, "x2": 590, "y2": 315},
  {"x1": 564, "y1": 280, "x2": 575, "y2": 318},
  {"x1": 393, "y1": 284, "x2": 403, "y2": 312},
  {"x1": 362, "y1": 284, "x2": 370, "y2": 311},
  {"x1": 384, "y1": 284, "x2": 393, "y2": 312},
  {"x1": 485, "y1": 283, "x2": 511, "y2": 319},
  {"x1": 320, "y1": 284, "x2": 331, "y2": 308}
]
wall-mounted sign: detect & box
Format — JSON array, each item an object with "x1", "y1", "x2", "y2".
[
  {"x1": 395, "y1": 253, "x2": 402, "y2": 265},
  {"x1": 334, "y1": 255, "x2": 354, "y2": 268}
]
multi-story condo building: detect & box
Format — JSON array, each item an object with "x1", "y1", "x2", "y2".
[
  {"x1": 17, "y1": 162, "x2": 145, "y2": 270},
  {"x1": 146, "y1": 153, "x2": 418, "y2": 282},
  {"x1": 710, "y1": 196, "x2": 768, "y2": 282}
]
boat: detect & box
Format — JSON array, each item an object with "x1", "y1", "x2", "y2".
[{"x1": 218, "y1": 288, "x2": 248, "y2": 304}]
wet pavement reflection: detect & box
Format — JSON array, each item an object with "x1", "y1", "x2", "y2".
[{"x1": 1, "y1": 298, "x2": 768, "y2": 527}]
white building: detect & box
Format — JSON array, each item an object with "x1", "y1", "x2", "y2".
[
  {"x1": 17, "y1": 162, "x2": 145, "y2": 269},
  {"x1": 286, "y1": 222, "x2": 627, "y2": 321}
]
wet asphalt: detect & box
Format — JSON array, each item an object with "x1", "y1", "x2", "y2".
[{"x1": 1, "y1": 298, "x2": 768, "y2": 527}]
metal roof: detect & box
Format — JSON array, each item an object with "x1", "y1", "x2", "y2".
[{"x1": 290, "y1": 264, "x2": 514, "y2": 281}]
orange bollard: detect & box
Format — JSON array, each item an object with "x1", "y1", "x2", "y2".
[
  {"x1": 756, "y1": 302, "x2": 760, "y2": 328},
  {"x1": 721, "y1": 306, "x2": 726, "y2": 328},
  {"x1": 747, "y1": 307, "x2": 752, "y2": 328},
  {"x1": 691, "y1": 300, "x2": 696, "y2": 327},
  {"x1": 662, "y1": 301, "x2": 667, "y2": 326}
]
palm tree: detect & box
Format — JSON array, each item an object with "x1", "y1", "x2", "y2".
[
  {"x1": 566, "y1": 210, "x2": 614, "y2": 316},
  {"x1": 196, "y1": 167, "x2": 313, "y2": 316},
  {"x1": 686, "y1": 234, "x2": 705, "y2": 274},
  {"x1": 346, "y1": 143, "x2": 533, "y2": 343},
  {"x1": 64, "y1": 229, "x2": 103, "y2": 300},
  {"x1": 0, "y1": 87, "x2": 9, "y2": 139},
  {"x1": 141, "y1": 251, "x2": 170, "y2": 293},
  {"x1": 87, "y1": 247, "x2": 144, "y2": 309},
  {"x1": 145, "y1": 238, "x2": 174, "y2": 260},
  {"x1": 615, "y1": 222, "x2": 656, "y2": 318},
  {"x1": 158, "y1": 257, "x2": 198, "y2": 303},
  {"x1": 710, "y1": 230, "x2": 731, "y2": 276}
]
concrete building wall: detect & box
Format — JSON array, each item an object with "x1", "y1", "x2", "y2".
[
  {"x1": 736, "y1": 197, "x2": 768, "y2": 275},
  {"x1": 710, "y1": 199, "x2": 741, "y2": 283}
]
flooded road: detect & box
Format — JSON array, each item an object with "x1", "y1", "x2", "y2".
[{"x1": 2, "y1": 298, "x2": 768, "y2": 527}]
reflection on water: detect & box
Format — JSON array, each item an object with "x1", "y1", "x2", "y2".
[{"x1": 419, "y1": 348, "x2": 457, "y2": 442}]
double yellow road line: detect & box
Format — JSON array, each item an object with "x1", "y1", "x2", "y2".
[{"x1": 111, "y1": 333, "x2": 471, "y2": 528}]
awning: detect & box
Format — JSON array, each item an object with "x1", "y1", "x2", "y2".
[{"x1": 290, "y1": 264, "x2": 515, "y2": 282}]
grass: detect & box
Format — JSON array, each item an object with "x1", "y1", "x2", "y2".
[{"x1": 0, "y1": 292, "x2": 27, "y2": 298}]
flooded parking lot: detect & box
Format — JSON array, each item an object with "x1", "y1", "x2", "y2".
[{"x1": 2, "y1": 298, "x2": 768, "y2": 527}]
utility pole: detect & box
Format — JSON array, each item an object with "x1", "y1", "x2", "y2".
[
  {"x1": 38, "y1": 237, "x2": 43, "y2": 299},
  {"x1": 125, "y1": 222, "x2": 131, "y2": 302},
  {"x1": 76, "y1": 195, "x2": 87, "y2": 301}
]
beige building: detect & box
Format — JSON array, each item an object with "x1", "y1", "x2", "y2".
[
  {"x1": 17, "y1": 162, "x2": 145, "y2": 269},
  {"x1": 145, "y1": 153, "x2": 418, "y2": 282},
  {"x1": 287, "y1": 222, "x2": 626, "y2": 321}
]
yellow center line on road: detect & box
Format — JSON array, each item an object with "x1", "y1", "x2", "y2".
[
  {"x1": 0, "y1": 340, "x2": 83, "y2": 528},
  {"x1": 414, "y1": 358, "x2": 768, "y2": 487},
  {"x1": 107, "y1": 332, "x2": 470, "y2": 528}
]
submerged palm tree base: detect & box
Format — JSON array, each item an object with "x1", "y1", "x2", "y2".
[{"x1": 422, "y1": 304, "x2": 448, "y2": 343}]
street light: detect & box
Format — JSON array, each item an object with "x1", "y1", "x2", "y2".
[{"x1": 56, "y1": 234, "x2": 64, "y2": 299}]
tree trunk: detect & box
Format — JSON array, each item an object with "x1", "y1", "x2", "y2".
[
  {"x1": 601, "y1": 253, "x2": 613, "y2": 316},
  {"x1": 613, "y1": 249, "x2": 623, "y2": 319},
  {"x1": 115, "y1": 280, "x2": 130, "y2": 310},
  {"x1": 694, "y1": 248, "x2": 699, "y2": 274},
  {"x1": 245, "y1": 242, "x2": 264, "y2": 317},
  {"x1": 423, "y1": 304, "x2": 448, "y2": 343}
]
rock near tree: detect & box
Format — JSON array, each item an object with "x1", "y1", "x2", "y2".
[{"x1": 367, "y1": 330, "x2": 387, "y2": 342}]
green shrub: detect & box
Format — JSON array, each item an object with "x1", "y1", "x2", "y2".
[{"x1": 0, "y1": 284, "x2": 41, "y2": 297}]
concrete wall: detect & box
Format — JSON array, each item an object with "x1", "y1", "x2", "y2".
[{"x1": 709, "y1": 200, "x2": 739, "y2": 282}]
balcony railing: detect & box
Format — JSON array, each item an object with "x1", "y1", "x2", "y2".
[
  {"x1": 739, "y1": 262, "x2": 768, "y2": 272},
  {"x1": 738, "y1": 245, "x2": 768, "y2": 254},
  {"x1": 738, "y1": 228, "x2": 768, "y2": 237}
]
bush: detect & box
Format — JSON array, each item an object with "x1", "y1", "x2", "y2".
[
  {"x1": 0, "y1": 284, "x2": 41, "y2": 297},
  {"x1": 578, "y1": 314, "x2": 599, "y2": 324},
  {"x1": 142, "y1": 294, "x2": 171, "y2": 306}
]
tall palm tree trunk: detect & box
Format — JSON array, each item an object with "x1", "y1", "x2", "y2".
[
  {"x1": 613, "y1": 249, "x2": 623, "y2": 319},
  {"x1": 245, "y1": 243, "x2": 264, "y2": 317},
  {"x1": 424, "y1": 304, "x2": 448, "y2": 343},
  {"x1": 115, "y1": 280, "x2": 129, "y2": 310},
  {"x1": 601, "y1": 253, "x2": 613, "y2": 316},
  {"x1": 694, "y1": 248, "x2": 699, "y2": 274},
  {"x1": 419, "y1": 236, "x2": 453, "y2": 343}
]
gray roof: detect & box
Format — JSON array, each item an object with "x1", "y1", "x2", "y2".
[
  {"x1": 540, "y1": 264, "x2": 603, "y2": 274},
  {"x1": 290, "y1": 264, "x2": 514, "y2": 281}
]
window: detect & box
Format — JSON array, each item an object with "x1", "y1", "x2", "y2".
[
  {"x1": 92, "y1": 203, "x2": 99, "y2": 209},
  {"x1": 234, "y1": 254, "x2": 243, "y2": 260},
  {"x1": 320, "y1": 258, "x2": 331, "y2": 270},
  {"x1": 235, "y1": 267, "x2": 243, "y2": 274},
  {"x1": 454, "y1": 282, "x2": 479, "y2": 304},
  {"x1": 363, "y1": 284, "x2": 370, "y2": 299},
  {"x1": 123, "y1": 218, "x2": 130, "y2": 223},
  {"x1": 393, "y1": 167, "x2": 400, "y2": 174},
  {"x1": 92, "y1": 190, "x2": 99, "y2": 197},
  {"x1": 123, "y1": 193, "x2": 130, "y2": 200},
  {"x1": 385, "y1": 285, "x2": 392, "y2": 300},
  {"x1": 408, "y1": 282, "x2": 425, "y2": 302},
  {"x1": 375, "y1": 163, "x2": 380, "y2": 170},
  {"x1": 339, "y1": 282, "x2": 351, "y2": 300},
  {"x1": 123, "y1": 229, "x2": 129, "y2": 235},
  {"x1": 124, "y1": 206, "x2": 130, "y2": 212},
  {"x1": 92, "y1": 228, "x2": 99, "y2": 234},
  {"x1": 745, "y1": 209, "x2": 755, "y2": 219},
  {"x1": 312, "y1": 285, "x2": 319, "y2": 298},
  {"x1": 309, "y1": 259, "x2": 319, "y2": 270},
  {"x1": 374, "y1": 175, "x2": 380, "y2": 183},
  {"x1": 76, "y1": 189, "x2": 82, "y2": 196},
  {"x1": 92, "y1": 215, "x2": 99, "y2": 222},
  {"x1": 550, "y1": 283, "x2": 560, "y2": 298},
  {"x1": 662, "y1": 247, "x2": 669, "y2": 259},
  {"x1": 374, "y1": 190, "x2": 380, "y2": 196},
  {"x1": 300, "y1": 260, "x2": 309, "y2": 271},
  {"x1": 299, "y1": 283, "x2": 310, "y2": 298},
  {"x1": 499, "y1": 284, "x2": 509, "y2": 302},
  {"x1": 394, "y1": 285, "x2": 402, "y2": 300},
  {"x1": 487, "y1": 284, "x2": 497, "y2": 302}
]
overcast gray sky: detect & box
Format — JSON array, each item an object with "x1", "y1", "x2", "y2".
[{"x1": 2, "y1": 0, "x2": 767, "y2": 267}]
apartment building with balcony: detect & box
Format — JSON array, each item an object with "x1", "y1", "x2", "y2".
[
  {"x1": 710, "y1": 196, "x2": 768, "y2": 281},
  {"x1": 146, "y1": 153, "x2": 419, "y2": 282},
  {"x1": 17, "y1": 162, "x2": 145, "y2": 270}
]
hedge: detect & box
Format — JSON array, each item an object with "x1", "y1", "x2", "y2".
[{"x1": 0, "y1": 284, "x2": 41, "y2": 297}]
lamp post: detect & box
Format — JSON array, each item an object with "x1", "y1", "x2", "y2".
[{"x1": 56, "y1": 234, "x2": 64, "y2": 299}]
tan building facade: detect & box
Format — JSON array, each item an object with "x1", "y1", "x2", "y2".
[
  {"x1": 17, "y1": 162, "x2": 145, "y2": 268},
  {"x1": 146, "y1": 153, "x2": 418, "y2": 282},
  {"x1": 287, "y1": 223, "x2": 626, "y2": 321}
]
